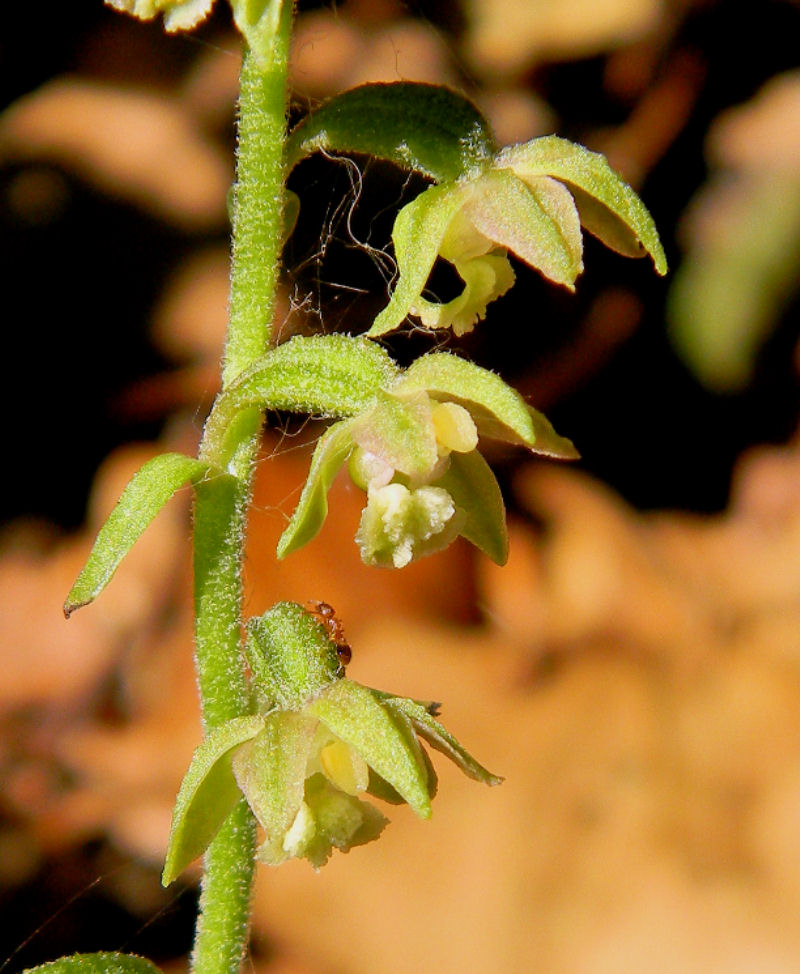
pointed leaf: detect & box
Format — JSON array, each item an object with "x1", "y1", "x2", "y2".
[
  {"x1": 386, "y1": 697, "x2": 503, "y2": 786},
  {"x1": 276, "y1": 420, "x2": 356, "y2": 559},
  {"x1": 285, "y1": 82, "x2": 495, "y2": 182},
  {"x1": 498, "y1": 136, "x2": 667, "y2": 274},
  {"x1": 231, "y1": 711, "x2": 316, "y2": 865},
  {"x1": 437, "y1": 450, "x2": 508, "y2": 565},
  {"x1": 393, "y1": 352, "x2": 578, "y2": 457},
  {"x1": 64, "y1": 453, "x2": 215, "y2": 617},
  {"x1": 307, "y1": 680, "x2": 432, "y2": 818},
  {"x1": 463, "y1": 168, "x2": 583, "y2": 289},
  {"x1": 22, "y1": 955, "x2": 163, "y2": 974},
  {"x1": 203, "y1": 335, "x2": 398, "y2": 465},
  {"x1": 162, "y1": 715, "x2": 266, "y2": 885},
  {"x1": 368, "y1": 181, "x2": 472, "y2": 337}
]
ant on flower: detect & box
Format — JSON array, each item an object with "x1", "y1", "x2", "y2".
[{"x1": 305, "y1": 600, "x2": 352, "y2": 666}]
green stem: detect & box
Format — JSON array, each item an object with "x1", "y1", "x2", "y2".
[{"x1": 190, "y1": 6, "x2": 294, "y2": 974}]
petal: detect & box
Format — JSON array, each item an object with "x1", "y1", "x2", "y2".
[
  {"x1": 300, "y1": 775, "x2": 388, "y2": 869},
  {"x1": 412, "y1": 253, "x2": 515, "y2": 335},
  {"x1": 162, "y1": 714, "x2": 267, "y2": 885},
  {"x1": 462, "y1": 168, "x2": 583, "y2": 289},
  {"x1": 307, "y1": 680, "x2": 433, "y2": 817},
  {"x1": 231, "y1": 712, "x2": 317, "y2": 866},
  {"x1": 350, "y1": 390, "x2": 438, "y2": 482},
  {"x1": 355, "y1": 483, "x2": 462, "y2": 568},
  {"x1": 431, "y1": 402, "x2": 479, "y2": 453},
  {"x1": 436, "y1": 450, "x2": 508, "y2": 565},
  {"x1": 367, "y1": 180, "x2": 473, "y2": 338},
  {"x1": 498, "y1": 135, "x2": 667, "y2": 274},
  {"x1": 276, "y1": 419, "x2": 356, "y2": 559},
  {"x1": 319, "y1": 739, "x2": 370, "y2": 796},
  {"x1": 385, "y1": 697, "x2": 503, "y2": 786},
  {"x1": 163, "y1": 0, "x2": 215, "y2": 30}
]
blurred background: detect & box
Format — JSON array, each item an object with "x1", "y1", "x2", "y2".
[{"x1": 2, "y1": 0, "x2": 800, "y2": 971}]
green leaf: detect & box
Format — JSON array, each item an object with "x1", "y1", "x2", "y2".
[
  {"x1": 276, "y1": 420, "x2": 356, "y2": 559},
  {"x1": 463, "y1": 168, "x2": 583, "y2": 289},
  {"x1": 64, "y1": 453, "x2": 215, "y2": 617},
  {"x1": 22, "y1": 954, "x2": 162, "y2": 974},
  {"x1": 498, "y1": 136, "x2": 667, "y2": 275},
  {"x1": 285, "y1": 82, "x2": 495, "y2": 182},
  {"x1": 368, "y1": 181, "x2": 472, "y2": 337},
  {"x1": 393, "y1": 352, "x2": 578, "y2": 457},
  {"x1": 162, "y1": 715, "x2": 266, "y2": 885},
  {"x1": 386, "y1": 697, "x2": 503, "y2": 786},
  {"x1": 201, "y1": 335, "x2": 398, "y2": 466},
  {"x1": 437, "y1": 450, "x2": 508, "y2": 565},
  {"x1": 308, "y1": 680, "x2": 432, "y2": 818}
]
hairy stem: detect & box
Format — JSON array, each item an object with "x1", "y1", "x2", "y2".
[{"x1": 190, "y1": 7, "x2": 294, "y2": 974}]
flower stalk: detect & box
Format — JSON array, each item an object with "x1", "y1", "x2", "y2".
[{"x1": 189, "y1": 6, "x2": 294, "y2": 974}]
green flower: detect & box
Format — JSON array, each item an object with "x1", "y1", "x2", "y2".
[
  {"x1": 368, "y1": 135, "x2": 667, "y2": 337},
  {"x1": 162, "y1": 602, "x2": 500, "y2": 878},
  {"x1": 276, "y1": 350, "x2": 578, "y2": 568}
]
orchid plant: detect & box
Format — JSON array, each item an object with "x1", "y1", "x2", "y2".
[{"x1": 37, "y1": 3, "x2": 666, "y2": 974}]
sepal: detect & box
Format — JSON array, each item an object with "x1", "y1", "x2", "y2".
[
  {"x1": 276, "y1": 420, "x2": 357, "y2": 559},
  {"x1": 307, "y1": 679, "x2": 433, "y2": 817},
  {"x1": 436, "y1": 449, "x2": 508, "y2": 565},
  {"x1": 202, "y1": 334, "x2": 398, "y2": 467},
  {"x1": 162, "y1": 715, "x2": 266, "y2": 885},
  {"x1": 497, "y1": 136, "x2": 667, "y2": 274},
  {"x1": 386, "y1": 696, "x2": 503, "y2": 786}
]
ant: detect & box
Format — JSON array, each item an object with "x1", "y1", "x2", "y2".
[{"x1": 305, "y1": 600, "x2": 352, "y2": 666}]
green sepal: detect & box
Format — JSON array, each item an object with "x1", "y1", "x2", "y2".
[
  {"x1": 307, "y1": 680, "x2": 433, "y2": 818},
  {"x1": 437, "y1": 450, "x2": 508, "y2": 565},
  {"x1": 498, "y1": 136, "x2": 667, "y2": 275},
  {"x1": 386, "y1": 697, "x2": 503, "y2": 786},
  {"x1": 463, "y1": 168, "x2": 583, "y2": 290},
  {"x1": 276, "y1": 419, "x2": 356, "y2": 559},
  {"x1": 162, "y1": 715, "x2": 266, "y2": 885},
  {"x1": 231, "y1": 712, "x2": 315, "y2": 866},
  {"x1": 21, "y1": 954, "x2": 163, "y2": 974},
  {"x1": 366, "y1": 734, "x2": 439, "y2": 805},
  {"x1": 64, "y1": 453, "x2": 215, "y2": 618},
  {"x1": 202, "y1": 335, "x2": 398, "y2": 466},
  {"x1": 285, "y1": 82, "x2": 495, "y2": 182},
  {"x1": 350, "y1": 390, "x2": 438, "y2": 481},
  {"x1": 393, "y1": 352, "x2": 578, "y2": 457},
  {"x1": 368, "y1": 181, "x2": 472, "y2": 337}
]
